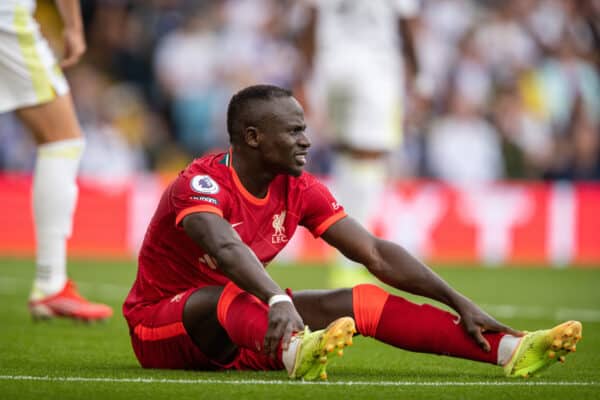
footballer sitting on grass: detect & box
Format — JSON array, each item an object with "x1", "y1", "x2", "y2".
[{"x1": 123, "y1": 85, "x2": 582, "y2": 380}]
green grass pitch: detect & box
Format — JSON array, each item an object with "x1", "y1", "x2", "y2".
[{"x1": 1, "y1": 257, "x2": 599, "y2": 399}]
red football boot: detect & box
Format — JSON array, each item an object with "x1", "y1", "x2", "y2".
[{"x1": 29, "y1": 279, "x2": 113, "y2": 322}]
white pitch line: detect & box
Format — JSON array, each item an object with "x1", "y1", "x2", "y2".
[{"x1": 0, "y1": 375, "x2": 598, "y2": 387}]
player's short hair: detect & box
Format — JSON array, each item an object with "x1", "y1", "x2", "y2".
[{"x1": 227, "y1": 84, "x2": 293, "y2": 143}]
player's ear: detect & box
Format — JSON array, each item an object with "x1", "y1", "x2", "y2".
[{"x1": 244, "y1": 126, "x2": 260, "y2": 148}]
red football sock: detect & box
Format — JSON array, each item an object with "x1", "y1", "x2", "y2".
[
  {"x1": 216, "y1": 282, "x2": 283, "y2": 370},
  {"x1": 352, "y1": 284, "x2": 503, "y2": 364},
  {"x1": 217, "y1": 282, "x2": 269, "y2": 353}
]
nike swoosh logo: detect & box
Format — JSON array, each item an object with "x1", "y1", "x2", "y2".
[{"x1": 232, "y1": 222, "x2": 244, "y2": 228}]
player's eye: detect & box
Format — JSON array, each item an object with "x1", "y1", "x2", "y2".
[{"x1": 291, "y1": 127, "x2": 305, "y2": 135}]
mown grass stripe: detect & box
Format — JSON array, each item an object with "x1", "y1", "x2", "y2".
[
  {"x1": 0, "y1": 375, "x2": 598, "y2": 386},
  {"x1": 2, "y1": 275, "x2": 600, "y2": 322}
]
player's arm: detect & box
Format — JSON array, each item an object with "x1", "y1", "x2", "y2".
[
  {"x1": 321, "y1": 217, "x2": 522, "y2": 351},
  {"x1": 182, "y1": 211, "x2": 304, "y2": 356},
  {"x1": 399, "y1": 15, "x2": 419, "y2": 86},
  {"x1": 295, "y1": 3, "x2": 318, "y2": 72},
  {"x1": 54, "y1": 0, "x2": 86, "y2": 68}
]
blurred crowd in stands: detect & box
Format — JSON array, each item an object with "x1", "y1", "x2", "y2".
[{"x1": 1, "y1": 0, "x2": 599, "y2": 181}]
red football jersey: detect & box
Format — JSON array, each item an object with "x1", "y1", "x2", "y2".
[{"x1": 123, "y1": 151, "x2": 346, "y2": 326}]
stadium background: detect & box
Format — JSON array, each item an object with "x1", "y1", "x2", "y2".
[
  {"x1": 1, "y1": 2, "x2": 600, "y2": 398},
  {"x1": 0, "y1": 0, "x2": 598, "y2": 266}
]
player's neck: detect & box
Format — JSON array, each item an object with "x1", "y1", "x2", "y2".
[{"x1": 231, "y1": 151, "x2": 274, "y2": 199}]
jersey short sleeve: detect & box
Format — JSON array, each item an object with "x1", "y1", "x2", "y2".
[
  {"x1": 300, "y1": 176, "x2": 347, "y2": 237},
  {"x1": 172, "y1": 173, "x2": 231, "y2": 227}
]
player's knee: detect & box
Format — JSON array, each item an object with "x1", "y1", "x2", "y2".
[
  {"x1": 318, "y1": 288, "x2": 353, "y2": 317},
  {"x1": 183, "y1": 287, "x2": 222, "y2": 327},
  {"x1": 216, "y1": 282, "x2": 245, "y2": 327},
  {"x1": 18, "y1": 95, "x2": 83, "y2": 143},
  {"x1": 352, "y1": 284, "x2": 389, "y2": 337}
]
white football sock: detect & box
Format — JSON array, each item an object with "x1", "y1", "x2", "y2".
[
  {"x1": 332, "y1": 154, "x2": 387, "y2": 269},
  {"x1": 32, "y1": 138, "x2": 85, "y2": 297},
  {"x1": 332, "y1": 154, "x2": 387, "y2": 228},
  {"x1": 282, "y1": 335, "x2": 301, "y2": 374},
  {"x1": 497, "y1": 334, "x2": 522, "y2": 366}
]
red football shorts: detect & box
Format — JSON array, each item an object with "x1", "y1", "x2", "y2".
[
  {"x1": 127, "y1": 288, "x2": 217, "y2": 369},
  {"x1": 127, "y1": 287, "x2": 283, "y2": 371}
]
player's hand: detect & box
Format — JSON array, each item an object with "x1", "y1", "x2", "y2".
[
  {"x1": 263, "y1": 301, "x2": 304, "y2": 358},
  {"x1": 455, "y1": 298, "x2": 523, "y2": 352},
  {"x1": 60, "y1": 28, "x2": 86, "y2": 68}
]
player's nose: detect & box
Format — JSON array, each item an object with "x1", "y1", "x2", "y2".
[{"x1": 297, "y1": 132, "x2": 311, "y2": 148}]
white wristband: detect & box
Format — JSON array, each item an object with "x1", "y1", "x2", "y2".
[{"x1": 268, "y1": 294, "x2": 292, "y2": 307}]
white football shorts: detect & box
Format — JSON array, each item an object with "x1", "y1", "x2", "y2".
[
  {"x1": 310, "y1": 52, "x2": 404, "y2": 152},
  {"x1": 0, "y1": 3, "x2": 69, "y2": 113}
]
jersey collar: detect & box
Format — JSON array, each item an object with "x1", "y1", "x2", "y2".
[{"x1": 227, "y1": 148, "x2": 271, "y2": 206}]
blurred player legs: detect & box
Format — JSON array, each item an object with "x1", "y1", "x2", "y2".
[
  {"x1": 330, "y1": 153, "x2": 388, "y2": 287},
  {"x1": 321, "y1": 70, "x2": 403, "y2": 288},
  {"x1": 300, "y1": 0, "x2": 418, "y2": 288},
  {"x1": 0, "y1": 2, "x2": 111, "y2": 320}
]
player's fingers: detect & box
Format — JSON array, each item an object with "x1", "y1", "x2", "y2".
[
  {"x1": 469, "y1": 326, "x2": 490, "y2": 352},
  {"x1": 280, "y1": 324, "x2": 294, "y2": 352},
  {"x1": 262, "y1": 333, "x2": 270, "y2": 355},
  {"x1": 60, "y1": 34, "x2": 85, "y2": 69},
  {"x1": 267, "y1": 322, "x2": 286, "y2": 358},
  {"x1": 60, "y1": 53, "x2": 79, "y2": 68},
  {"x1": 491, "y1": 321, "x2": 524, "y2": 337},
  {"x1": 263, "y1": 324, "x2": 277, "y2": 356},
  {"x1": 498, "y1": 324, "x2": 525, "y2": 336},
  {"x1": 60, "y1": 57, "x2": 73, "y2": 68},
  {"x1": 263, "y1": 332, "x2": 277, "y2": 357},
  {"x1": 60, "y1": 47, "x2": 84, "y2": 68}
]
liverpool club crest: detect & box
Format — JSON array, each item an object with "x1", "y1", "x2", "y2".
[{"x1": 272, "y1": 211, "x2": 288, "y2": 244}]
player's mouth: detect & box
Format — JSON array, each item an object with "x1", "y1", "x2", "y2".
[{"x1": 294, "y1": 151, "x2": 308, "y2": 166}]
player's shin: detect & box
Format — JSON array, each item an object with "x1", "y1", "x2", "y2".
[
  {"x1": 32, "y1": 138, "x2": 84, "y2": 297},
  {"x1": 352, "y1": 284, "x2": 504, "y2": 364},
  {"x1": 216, "y1": 282, "x2": 301, "y2": 371},
  {"x1": 216, "y1": 282, "x2": 355, "y2": 379},
  {"x1": 217, "y1": 282, "x2": 275, "y2": 355}
]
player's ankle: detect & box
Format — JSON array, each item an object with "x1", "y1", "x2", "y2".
[
  {"x1": 282, "y1": 333, "x2": 302, "y2": 374},
  {"x1": 30, "y1": 278, "x2": 67, "y2": 300},
  {"x1": 497, "y1": 334, "x2": 522, "y2": 366}
]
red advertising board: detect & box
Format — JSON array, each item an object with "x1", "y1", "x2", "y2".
[{"x1": 0, "y1": 174, "x2": 598, "y2": 266}]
